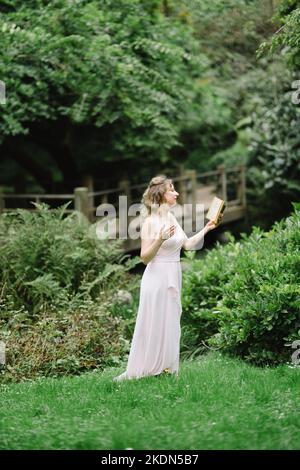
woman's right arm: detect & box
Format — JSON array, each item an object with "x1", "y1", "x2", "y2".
[{"x1": 140, "y1": 219, "x2": 175, "y2": 265}]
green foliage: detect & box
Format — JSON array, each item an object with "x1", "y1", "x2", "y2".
[
  {"x1": 177, "y1": 83, "x2": 235, "y2": 172},
  {"x1": 233, "y1": 1, "x2": 300, "y2": 229},
  {"x1": 258, "y1": 1, "x2": 300, "y2": 69},
  {"x1": 107, "y1": 278, "x2": 141, "y2": 342},
  {"x1": 210, "y1": 57, "x2": 300, "y2": 230},
  {"x1": 245, "y1": 71, "x2": 300, "y2": 229},
  {"x1": 0, "y1": 202, "x2": 139, "y2": 313},
  {"x1": 1, "y1": 301, "x2": 127, "y2": 382},
  {"x1": 0, "y1": 202, "x2": 141, "y2": 381},
  {"x1": 182, "y1": 204, "x2": 300, "y2": 365},
  {"x1": 0, "y1": 0, "x2": 207, "y2": 165},
  {"x1": 172, "y1": 0, "x2": 275, "y2": 69},
  {"x1": 181, "y1": 234, "x2": 240, "y2": 358},
  {"x1": 168, "y1": 0, "x2": 278, "y2": 172}
]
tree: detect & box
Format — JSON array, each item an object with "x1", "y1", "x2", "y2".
[
  {"x1": 258, "y1": 0, "x2": 300, "y2": 69},
  {"x1": 247, "y1": 0, "x2": 300, "y2": 228},
  {"x1": 163, "y1": 0, "x2": 279, "y2": 172},
  {"x1": 0, "y1": 0, "x2": 207, "y2": 190}
]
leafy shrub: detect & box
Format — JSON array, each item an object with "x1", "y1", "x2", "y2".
[
  {"x1": 209, "y1": 203, "x2": 300, "y2": 364},
  {"x1": 181, "y1": 234, "x2": 240, "y2": 359},
  {"x1": 107, "y1": 276, "x2": 141, "y2": 342},
  {"x1": 0, "y1": 203, "x2": 141, "y2": 381},
  {"x1": 0, "y1": 203, "x2": 139, "y2": 314},
  {"x1": 0, "y1": 299, "x2": 127, "y2": 383},
  {"x1": 182, "y1": 203, "x2": 300, "y2": 365}
]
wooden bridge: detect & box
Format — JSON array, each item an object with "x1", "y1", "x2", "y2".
[{"x1": 0, "y1": 165, "x2": 246, "y2": 252}]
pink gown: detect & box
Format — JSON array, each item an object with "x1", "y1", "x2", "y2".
[{"x1": 113, "y1": 214, "x2": 188, "y2": 381}]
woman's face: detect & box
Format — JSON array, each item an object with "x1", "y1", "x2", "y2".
[{"x1": 163, "y1": 183, "x2": 179, "y2": 207}]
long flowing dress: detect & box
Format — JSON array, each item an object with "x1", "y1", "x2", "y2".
[{"x1": 113, "y1": 212, "x2": 188, "y2": 381}]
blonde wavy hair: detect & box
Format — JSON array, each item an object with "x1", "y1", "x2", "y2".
[{"x1": 141, "y1": 174, "x2": 173, "y2": 217}]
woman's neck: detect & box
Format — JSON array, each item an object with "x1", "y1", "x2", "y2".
[{"x1": 148, "y1": 203, "x2": 172, "y2": 224}]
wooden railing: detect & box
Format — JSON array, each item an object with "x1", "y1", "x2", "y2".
[{"x1": 0, "y1": 165, "x2": 246, "y2": 224}]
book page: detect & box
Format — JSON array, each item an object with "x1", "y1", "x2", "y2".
[{"x1": 206, "y1": 197, "x2": 224, "y2": 222}]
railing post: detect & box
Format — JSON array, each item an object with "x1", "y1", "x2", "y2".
[
  {"x1": 0, "y1": 186, "x2": 5, "y2": 215},
  {"x1": 82, "y1": 175, "x2": 94, "y2": 220},
  {"x1": 238, "y1": 165, "x2": 246, "y2": 208},
  {"x1": 217, "y1": 165, "x2": 227, "y2": 201},
  {"x1": 100, "y1": 193, "x2": 108, "y2": 205},
  {"x1": 74, "y1": 187, "x2": 89, "y2": 221}
]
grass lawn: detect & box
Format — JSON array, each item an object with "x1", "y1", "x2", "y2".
[{"x1": 1, "y1": 352, "x2": 300, "y2": 450}]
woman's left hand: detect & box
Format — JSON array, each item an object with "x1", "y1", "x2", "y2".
[{"x1": 205, "y1": 213, "x2": 224, "y2": 232}]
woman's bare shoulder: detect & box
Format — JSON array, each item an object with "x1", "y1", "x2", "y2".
[{"x1": 142, "y1": 214, "x2": 158, "y2": 225}]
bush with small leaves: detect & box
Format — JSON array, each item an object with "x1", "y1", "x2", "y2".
[{"x1": 182, "y1": 203, "x2": 300, "y2": 365}]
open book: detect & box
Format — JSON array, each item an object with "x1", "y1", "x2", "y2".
[{"x1": 206, "y1": 196, "x2": 226, "y2": 224}]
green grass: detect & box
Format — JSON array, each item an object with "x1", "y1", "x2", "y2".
[{"x1": 1, "y1": 352, "x2": 300, "y2": 450}]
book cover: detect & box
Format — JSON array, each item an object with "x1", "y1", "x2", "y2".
[{"x1": 206, "y1": 196, "x2": 226, "y2": 223}]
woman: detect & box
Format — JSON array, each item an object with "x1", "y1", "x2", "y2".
[{"x1": 113, "y1": 175, "x2": 221, "y2": 382}]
